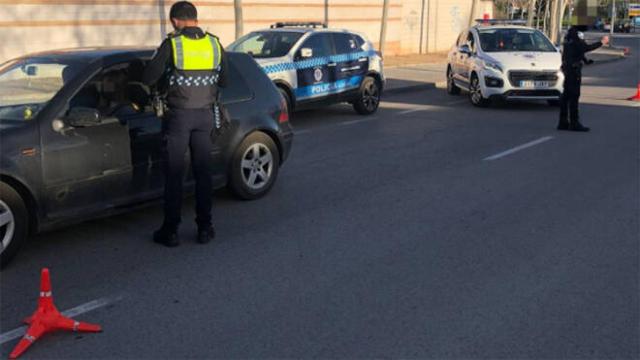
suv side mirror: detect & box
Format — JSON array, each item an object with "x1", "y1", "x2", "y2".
[
  {"x1": 459, "y1": 44, "x2": 472, "y2": 55},
  {"x1": 66, "y1": 107, "x2": 101, "y2": 127},
  {"x1": 300, "y1": 48, "x2": 313, "y2": 58}
]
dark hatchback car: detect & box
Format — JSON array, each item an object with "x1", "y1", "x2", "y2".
[{"x1": 0, "y1": 48, "x2": 293, "y2": 266}]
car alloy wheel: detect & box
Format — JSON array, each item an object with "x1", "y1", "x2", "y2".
[
  {"x1": 241, "y1": 143, "x2": 274, "y2": 191},
  {"x1": 362, "y1": 81, "x2": 380, "y2": 112},
  {"x1": 469, "y1": 76, "x2": 489, "y2": 107},
  {"x1": 0, "y1": 200, "x2": 15, "y2": 255}
]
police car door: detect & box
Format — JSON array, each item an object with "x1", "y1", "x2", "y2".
[
  {"x1": 293, "y1": 33, "x2": 335, "y2": 104},
  {"x1": 331, "y1": 32, "x2": 368, "y2": 100}
]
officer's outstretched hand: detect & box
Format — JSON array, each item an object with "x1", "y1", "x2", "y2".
[{"x1": 601, "y1": 35, "x2": 610, "y2": 46}]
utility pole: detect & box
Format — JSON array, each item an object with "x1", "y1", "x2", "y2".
[
  {"x1": 527, "y1": 0, "x2": 537, "y2": 26},
  {"x1": 324, "y1": 0, "x2": 329, "y2": 26},
  {"x1": 379, "y1": 0, "x2": 390, "y2": 55},
  {"x1": 419, "y1": 0, "x2": 426, "y2": 53},
  {"x1": 469, "y1": 0, "x2": 479, "y2": 26},
  {"x1": 234, "y1": 0, "x2": 243, "y2": 39},
  {"x1": 610, "y1": 0, "x2": 616, "y2": 41}
]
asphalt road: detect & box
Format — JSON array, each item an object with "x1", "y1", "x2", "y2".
[{"x1": 2, "y1": 35, "x2": 639, "y2": 359}]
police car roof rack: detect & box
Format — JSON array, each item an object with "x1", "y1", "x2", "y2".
[
  {"x1": 474, "y1": 19, "x2": 528, "y2": 26},
  {"x1": 270, "y1": 22, "x2": 327, "y2": 29}
]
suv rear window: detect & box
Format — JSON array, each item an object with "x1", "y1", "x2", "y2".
[{"x1": 228, "y1": 31, "x2": 303, "y2": 58}]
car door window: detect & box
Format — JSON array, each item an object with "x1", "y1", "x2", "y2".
[
  {"x1": 466, "y1": 32, "x2": 476, "y2": 53},
  {"x1": 297, "y1": 34, "x2": 333, "y2": 59},
  {"x1": 332, "y1": 33, "x2": 359, "y2": 54}
]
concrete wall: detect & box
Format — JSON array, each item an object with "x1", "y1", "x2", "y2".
[{"x1": 0, "y1": 0, "x2": 492, "y2": 62}]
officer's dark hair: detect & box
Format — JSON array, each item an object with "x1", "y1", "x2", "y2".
[
  {"x1": 170, "y1": 1, "x2": 198, "y2": 20},
  {"x1": 565, "y1": 26, "x2": 579, "y2": 42}
]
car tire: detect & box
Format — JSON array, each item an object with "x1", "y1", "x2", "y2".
[
  {"x1": 0, "y1": 182, "x2": 29, "y2": 268},
  {"x1": 447, "y1": 67, "x2": 461, "y2": 95},
  {"x1": 277, "y1": 86, "x2": 292, "y2": 119},
  {"x1": 353, "y1": 76, "x2": 380, "y2": 115},
  {"x1": 469, "y1": 74, "x2": 490, "y2": 107},
  {"x1": 547, "y1": 99, "x2": 560, "y2": 106},
  {"x1": 228, "y1": 132, "x2": 280, "y2": 200}
]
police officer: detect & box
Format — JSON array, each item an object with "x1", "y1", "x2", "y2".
[
  {"x1": 558, "y1": 27, "x2": 609, "y2": 132},
  {"x1": 143, "y1": 1, "x2": 227, "y2": 247}
]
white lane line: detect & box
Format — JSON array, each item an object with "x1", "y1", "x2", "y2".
[
  {"x1": 340, "y1": 117, "x2": 377, "y2": 126},
  {"x1": 0, "y1": 295, "x2": 123, "y2": 345},
  {"x1": 398, "y1": 108, "x2": 424, "y2": 115},
  {"x1": 483, "y1": 136, "x2": 554, "y2": 161}
]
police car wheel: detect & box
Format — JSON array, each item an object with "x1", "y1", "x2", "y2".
[
  {"x1": 228, "y1": 132, "x2": 280, "y2": 200},
  {"x1": 447, "y1": 67, "x2": 461, "y2": 95},
  {"x1": 353, "y1": 77, "x2": 380, "y2": 115},
  {"x1": 469, "y1": 75, "x2": 490, "y2": 108},
  {"x1": 0, "y1": 182, "x2": 29, "y2": 268}
]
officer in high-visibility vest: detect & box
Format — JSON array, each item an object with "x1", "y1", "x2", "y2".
[{"x1": 143, "y1": 1, "x2": 227, "y2": 247}]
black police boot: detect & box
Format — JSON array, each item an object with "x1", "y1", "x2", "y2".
[
  {"x1": 557, "y1": 119, "x2": 569, "y2": 130},
  {"x1": 569, "y1": 121, "x2": 590, "y2": 132},
  {"x1": 197, "y1": 226, "x2": 216, "y2": 244},
  {"x1": 153, "y1": 226, "x2": 179, "y2": 247}
]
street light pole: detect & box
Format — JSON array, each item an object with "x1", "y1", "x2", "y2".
[
  {"x1": 610, "y1": 0, "x2": 616, "y2": 42},
  {"x1": 324, "y1": 0, "x2": 329, "y2": 26},
  {"x1": 379, "y1": 0, "x2": 390, "y2": 55}
]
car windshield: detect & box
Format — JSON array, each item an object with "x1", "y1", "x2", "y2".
[
  {"x1": 228, "y1": 31, "x2": 304, "y2": 58},
  {"x1": 0, "y1": 58, "x2": 84, "y2": 121},
  {"x1": 478, "y1": 28, "x2": 556, "y2": 52}
]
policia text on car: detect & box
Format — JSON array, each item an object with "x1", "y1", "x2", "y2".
[{"x1": 142, "y1": 1, "x2": 228, "y2": 247}]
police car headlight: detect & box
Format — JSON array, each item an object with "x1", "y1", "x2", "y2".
[{"x1": 483, "y1": 61, "x2": 503, "y2": 73}]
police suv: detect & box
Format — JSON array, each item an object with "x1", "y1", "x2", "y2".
[
  {"x1": 446, "y1": 20, "x2": 563, "y2": 107},
  {"x1": 228, "y1": 22, "x2": 384, "y2": 115}
]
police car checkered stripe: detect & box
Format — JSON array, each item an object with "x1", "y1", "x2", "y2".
[{"x1": 262, "y1": 50, "x2": 376, "y2": 74}]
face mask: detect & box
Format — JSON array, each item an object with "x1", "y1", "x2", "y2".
[{"x1": 578, "y1": 32, "x2": 584, "y2": 40}]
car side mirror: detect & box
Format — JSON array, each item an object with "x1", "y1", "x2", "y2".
[
  {"x1": 459, "y1": 44, "x2": 472, "y2": 55},
  {"x1": 66, "y1": 107, "x2": 101, "y2": 127},
  {"x1": 300, "y1": 48, "x2": 313, "y2": 58}
]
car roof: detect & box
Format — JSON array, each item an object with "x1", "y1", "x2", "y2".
[
  {"x1": 472, "y1": 25, "x2": 538, "y2": 31},
  {"x1": 14, "y1": 47, "x2": 156, "y2": 62},
  {"x1": 251, "y1": 27, "x2": 361, "y2": 35}
]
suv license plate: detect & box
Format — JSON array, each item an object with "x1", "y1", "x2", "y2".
[{"x1": 520, "y1": 80, "x2": 549, "y2": 88}]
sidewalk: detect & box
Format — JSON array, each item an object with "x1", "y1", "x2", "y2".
[{"x1": 383, "y1": 47, "x2": 626, "y2": 94}]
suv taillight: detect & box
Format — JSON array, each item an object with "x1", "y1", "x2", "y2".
[{"x1": 278, "y1": 98, "x2": 289, "y2": 123}]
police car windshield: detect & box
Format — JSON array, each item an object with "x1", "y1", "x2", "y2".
[
  {"x1": 0, "y1": 58, "x2": 83, "y2": 121},
  {"x1": 478, "y1": 28, "x2": 556, "y2": 52},
  {"x1": 229, "y1": 31, "x2": 304, "y2": 58}
]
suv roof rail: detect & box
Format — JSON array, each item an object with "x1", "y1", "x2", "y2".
[
  {"x1": 474, "y1": 19, "x2": 528, "y2": 26},
  {"x1": 270, "y1": 22, "x2": 327, "y2": 29}
]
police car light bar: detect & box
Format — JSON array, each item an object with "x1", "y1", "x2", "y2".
[
  {"x1": 474, "y1": 19, "x2": 528, "y2": 26},
  {"x1": 270, "y1": 22, "x2": 327, "y2": 29}
]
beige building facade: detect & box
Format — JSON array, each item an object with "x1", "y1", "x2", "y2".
[{"x1": 0, "y1": 0, "x2": 494, "y2": 62}]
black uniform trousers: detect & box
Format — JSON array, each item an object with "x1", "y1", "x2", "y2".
[
  {"x1": 162, "y1": 107, "x2": 214, "y2": 231},
  {"x1": 560, "y1": 70, "x2": 581, "y2": 124}
]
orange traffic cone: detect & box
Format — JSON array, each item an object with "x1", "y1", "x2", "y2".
[
  {"x1": 9, "y1": 268, "x2": 102, "y2": 359},
  {"x1": 628, "y1": 83, "x2": 640, "y2": 101}
]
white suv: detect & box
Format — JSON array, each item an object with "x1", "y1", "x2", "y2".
[
  {"x1": 229, "y1": 22, "x2": 385, "y2": 115},
  {"x1": 446, "y1": 24, "x2": 563, "y2": 107}
]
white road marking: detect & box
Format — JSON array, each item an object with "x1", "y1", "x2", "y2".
[
  {"x1": 483, "y1": 136, "x2": 554, "y2": 161},
  {"x1": 398, "y1": 108, "x2": 424, "y2": 115},
  {"x1": 340, "y1": 117, "x2": 377, "y2": 126},
  {"x1": 0, "y1": 295, "x2": 123, "y2": 345}
]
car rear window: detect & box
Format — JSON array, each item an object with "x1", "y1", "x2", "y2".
[{"x1": 220, "y1": 54, "x2": 254, "y2": 105}]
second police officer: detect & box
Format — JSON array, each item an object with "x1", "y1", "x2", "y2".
[
  {"x1": 143, "y1": 1, "x2": 227, "y2": 247},
  {"x1": 558, "y1": 27, "x2": 609, "y2": 132}
]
